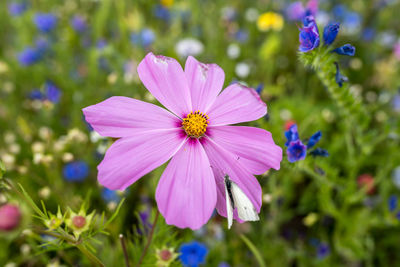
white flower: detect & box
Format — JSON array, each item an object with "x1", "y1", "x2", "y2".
[
  {"x1": 235, "y1": 62, "x2": 250, "y2": 78},
  {"x1": 227, "y1": 43, "x2": 240, "y2": 59},
  {"x1": 175, "y1": 38, "x2": 204, "y2": 58}
]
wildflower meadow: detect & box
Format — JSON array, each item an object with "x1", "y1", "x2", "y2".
[{"x1": 1, "y1": 0, "x2": 400, "y2": 266}]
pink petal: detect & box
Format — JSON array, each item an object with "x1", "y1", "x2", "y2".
[
  {"x1": 156, "y1": 139, "x2": 216, "y2": 230},
  {"x1": 207, "y1": 83, "x2": 267, "y2": 126},
  {"x1": 137, "y1": 52, "x2": 192, "y2": 118},
  {"x1": 83, "y1": 96, "x2": 180, "y2": 138},
  {"x1": 98, "y1": 129, "x2": 186, "y2": 190},
  {"x1": 184, "y1": 56, "x2": 225, "y2": 113},
  {"x1": 201, "y1": 137, "x2": 262, "y2": 218},
  {"x1": 207, "y1": 126, "x2": 282, "y2": 174}
]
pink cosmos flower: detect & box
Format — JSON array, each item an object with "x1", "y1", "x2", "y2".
[{"x1": 83, "y1": 52, "x2": 282, "y2": 230}]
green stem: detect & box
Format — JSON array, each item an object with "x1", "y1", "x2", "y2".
[
  {"x1": 137, "y1": 209, "x2": 160, "y2": 267},
  {"x1": 77, "y1": 244, "x2": 105, "y2": 267},
  {"x1": 240, "y1": 234, "x2": 266, "y2": 267}
]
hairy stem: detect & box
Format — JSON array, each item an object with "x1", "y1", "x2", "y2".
[{"x1": 137, "y1": 209, "x2": 160, "y2": 267}]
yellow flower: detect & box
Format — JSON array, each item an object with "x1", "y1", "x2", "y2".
[
  {"x1": 161, "y1": 0, "x2": 174, "y2": 8},
  {"x1": 257, "y1": 12, "x2": 284, "y2": 32}
]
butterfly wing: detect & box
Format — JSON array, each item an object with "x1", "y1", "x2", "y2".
[
  {"x1": 225, "y1": 182, "x2": 233, "y2": 229},
  {"x1": 231, "y1": 182, "x2": 259, "y2": 222}
]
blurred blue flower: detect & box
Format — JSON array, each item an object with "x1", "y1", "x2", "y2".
[
  {"x1": 101, "y1": 188, "x2": 121, "y2": 203},
  {"x1": 362, "y1": 28, "x2": 375, "y2": 42},
  {"x1": 299, "y1": 17, "x2": 320, "y2": 52},
  {"x1": 234, "y1": 29, "x2": 249, "y2": 43},
  {"x1": 140, "y1": 28, "x2": 155, "y2": 47},
  {"x1": 29, "y1": 89, "x2": 44, "y2": 100},
  {"x1": 334, "y1": 62, "x2": 348, "y2": 87},
  {"x1": 317, "y1": 243, "x2": 330, "y2": 259},
  {"x1": 396, "y1": 211, "x2": 400, "y2": 221},
  {"x1": 218, "y1": 262, "x2": 230, "y2": 267},
  {"x1": 392, "y1": 93, "x2": 400, "y2": 112},
  {"x1": 71, "y1": 15, "x2": 88, "y2": 33},
  {"x1": 96, "y1": 39, "x2": 107, "y2": 50},
  {"x1": 8, "y1": 1, "x2": 28, "y2": 16},
  {"x1": 130, "y1": 29, "x2": 155, "y2": 48},
  {"x1": 323, "y1": 23, "x2": 340, "y2": 45},
  {"x1": 310, "y1": 148, "x2": 329, "y2": 157},
  {"x1": 154, "y1": 4, "x2": 170, "y2": 21},
  {"x1": 18, "y1": 47, "x2": 41, "y2": 66},
  {"x1": 44, "y1": 81, "x2": 61, "y2": 103},
  {"x1": 34, "y1": 13, "x2": 57, "y2": 33},
  {"x1": 332, "y1": 4, "x2": 347, "y2": 19},
  {"x1": 285, "y1": 124, "x2": 300, "y2": 147},
  {"x1": 307, "y1": 131, "x2": 322, "y2": 149},
  {"x1": 179, "y1": 241, "x2": 208, "y2": 267},
  {"x1": 35, "y1": 37, "x2": 51, "y2": 55},
  {"x1": 343, "y1": 12, "x2": 361, "y2": 33},
  {"x1": 63, "y1": 161, "x2": 89, "y2": 182},
  {"x1": 388, "y1": 195, "x2": 397, "y2": 212},
  {"x1": 332, "y1": 44, "x2": 355, "y2": 56},
  {"x1": 287, "y1": 140, "x2": 307, "y2": 163}
]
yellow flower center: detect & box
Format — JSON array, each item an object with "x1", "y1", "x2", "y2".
[{"x1": 182, "y1": 111, "x2": 209, "y2": 138}]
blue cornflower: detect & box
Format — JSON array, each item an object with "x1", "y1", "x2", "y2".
[
  {"x1": 299, "y1": 16, "x2": 320, "y2": 52},
  {"x1": 8, "y1": 2, "x2": 28, "y2": 16},
  {"x1": 334, "y1": 62, "x2": 348, "y2": 87},
  {"x1": 71, "y1": 15, "x2": 88, "y2": 33},
  {"x1": 44, "y1": 81, "x2": 61, "y2": 103},
  {"x1": 316, "y1": 243, "x2": 330, "y2": 259},
  {"x1": 101, "y1": 188, "x2": 121, "y2": 203},
  {"x1": 287, "y1": 140, "x2": 307, "y2": 163},
  {"x1": 307, "y1": 131, "x2": 322, "y2": 149},
  {"x1": 34, "y1": 13, "x2": 57, "y2": 33},
  {"x1": 285, "y1": 124, "x2": 300, "y2": 147},
  {"x1": 332, "y1": 44, "x2": 355, "y2": 56},
  {"x1": 63, "y1": 161, "x2": 89, "y2": 182},
  {"x1": 234, "y1": 29, "x2": 249, "y2": 43},
  {"x1": 29, "y1": 89, "x2": 44, "y2": 100},
  {"x1": 18, "y1": 47, "x2": 41, "y2": 66},
  {"x1": 154, "y1": 5, "x2": 171, "y2": 21},
  {"x1": 179, "y1": 241, "x2": 208, "y2": 267},
  {"x1": 388, "y1": 195, "x2": 398, "y2": 212},
  {"x1": 323, "y1": 23, "x2": 340, "y2": 45},
  {"x1": 140, "y1": 28, "x2": 155, "y2": 47},
  {"x1": 310, "y1": 148, "x2": 329, "y2": 157}
]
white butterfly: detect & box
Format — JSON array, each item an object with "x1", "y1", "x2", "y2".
[{"x1": 224, "y1": 174, "x2": 259, "y2": 229}]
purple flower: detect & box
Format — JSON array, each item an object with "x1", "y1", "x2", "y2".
[
  {"x1": 179, "y1": 241, "x2": 208, "y2": 267},
  {"x1": 332, "y1": 44, "x2": 355, "y2": 56},
  {"x1": 286, "y1": 2, "x2": 305, "y2": 21},
  {"x1": 307, "y1": 131, "x2": 322, "y2": 149},
  {"x1": 234, "y1": 29, "x2": 249, "y2": 43},
  {"x1": 316, "y1": 243, "x2": 330, "y2": 259},
  {"x1": 71, "y1": 15, "x2": 88, "y2": 33},
  {"x1": 306, "y1": 0, "x2": 318, "y2": 17},
  {"x1": 63, "y1": 161, "x2": 89, "y2": 182},
  {"x1": 17, "y1": 47, "x2": 41, "y2": 66},
  {"x1": 34, "y1": 13, "x2": 57, "y2": 33},
  {"x1": 388, "y1": 195, "x2": 397, "y2": 212},
  {"x1": 299, "y1": 17, "x2": 320, "y2": 52},
  {"x1": 393, "y1": 93, "x2": 400, "y2": 112},
  {"x1": 285, "y1": 124, "x2": 300, "y2": 147},
  {"x1": 323, "y1": 23, "x2": 340, "y2": 45},
  {"x1": 334, "y1": 62, "x2": 348, "y2": 87},
  {"x1": 130, "y1": 29, "x2": 156, "y2": 48},
  {"x1": 44, "y1": 81, "x2": 61, "y2": 103},
  {"x1": 8, "y1": 2, "x2": 28, "y2": 16},
  {"x1": 287, "y1": 140, "x2": 307, "y2": 162}
]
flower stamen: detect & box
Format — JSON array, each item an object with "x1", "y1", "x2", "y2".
[{"x1": 182, "y1": 111, "x2": 209, "y2": 138}]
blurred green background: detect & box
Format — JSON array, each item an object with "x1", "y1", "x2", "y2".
[{"x1": 1, "y1": 0, "x2": 400, "y2": 266}]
